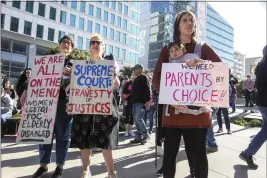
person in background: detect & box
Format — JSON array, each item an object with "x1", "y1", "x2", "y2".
[
  {"x1": 16, "y1": 68, "x2": 31, "y2": 109},
  {"x1": 130, "y1": 64, "x2": 151, "y2": 144},
  {"x1": 229, "y1": 69, "x2": 238, "y2": 113},
  {"x1": 31, "y1": 35, "x2": 74, "y2": 178},
  {"x1": 206, "y1": 108, "x2": 219, "y2": 153},
  {"x1": 69, "y1": 33, "x2": 120, "y2": 178},
  {"x1": 123, "y1": 74, "x2": 135, "y2": 137},
  {"x1": 243, "y1": 73, "x2": 255, "y2": 110},
  {"x1": 239, "y1": 45, "x2": 267, "y2": 170},
  {"x1": 1, "y1": 87, "x2": 13, "y2": 136},
  {"x1": 3, "y1": 78, "x2": 16, "y2": 100},
  {"x1": 147, "y1": 83, "x2": 157, "y2": 134}
]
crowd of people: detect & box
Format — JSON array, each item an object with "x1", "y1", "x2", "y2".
[{"x1": 1, "y1": 10, "x2": 266, "y2": 178}]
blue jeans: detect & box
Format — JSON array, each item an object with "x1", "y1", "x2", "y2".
[
  {"x1": 39, "y1": 100, "x2": 72, "y2": 165},
  {"x1": 148, "y1": 104, "x2": 156, "y2": 131},
  {"x1": 243, "y1": 105, "x2": 267, "y2": 156},
  {"x1": 206, "y1": 108, "x2": 218, "y2": 147},
  {"x1": 1, "y1": 112, "x2": 12, "y2": 133},
  {"x1": 132, "y1": 103, "x2": 148, "y2": 140}
]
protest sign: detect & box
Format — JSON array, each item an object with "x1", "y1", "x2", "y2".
[
  {"x1": 68, "y1": 59, "x2": 114, "y2": 115},
  {"x1": 16, "y1": 54, "x2": 65, "y2": 144},
  {"x1": 159, "y1": 62, "x2": 229, "y2": 107}
]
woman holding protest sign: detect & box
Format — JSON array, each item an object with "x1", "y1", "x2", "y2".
[
  {"x1": 68, "y1": 33, "x2": 120, "y2": 178},
  {"x1": 31, "y1": 35, "x2": 74, "y2": 178},
  {"x1": 152, "y1": 11, "x2": 222, "y2": 178}
]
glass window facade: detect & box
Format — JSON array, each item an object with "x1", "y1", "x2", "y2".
[
  {"x1": 110, "y1": 14, "x2": 115, "y2": 25},
  {"x1": 70, "y1": 14, "x2": 76, "y2": 27},
  {"x1": 123, "y1": 19, "x2": 127, "y2": 30},
  {"x1": 79, "y1": 17, "x2": 84, "y2": 30},
  {"x1": 111, "y1": 2, "x2": 116, "y2": 10},
  {"x1": 48, "y1": 28, "x2": 55, "y2": 41},
  {"x1": 115, "y1": 31, "x2": 120, "y2": 42},
  {"x1": 71, "y1": 1, "x2": 77, "y2": 9},
  {"x1": 1, "y1": 14, "x2": 5, "y2": 29},
  {"x1": 10, "y1": 17, "x2": 19, "y2": 32},
  {"x1": 117, "y1": 16, "x2": 121, "y2": 27},
  {"x1": 38, "y1": 3, "x2": 46, "y2": 17},
  {"x1": 36, "y1": 24, "x2": 44, "y2": 38},
  {"x1": 95, "y1": 23, "x2": 100, "y2": 33},
  {"x1": 130, "y1": 37, "x2": 138, "y2": 49},
  {"x1": 78, "y1": 36, "x2": 83, "y2": 49},
  {"x1": 131, "y1": 11, "x2": 138, "y2": 23},
  {"x1": 102, "y1": 26, "x2": 107, "y2": 38},
  {"x1": 80, "y1": 1, "x2": 86, "y2": 13},
  {"x1": 87, "y1": 20, "x2": 92, "y2": 32},
  {"x1": 49, "y1": 7, "x2": 56, "y2": 21},
  {"x1": 118, "y1": 2, "x2": 122, "y2": 13},
  {"x1": 124, "y1": 5, "x2": 128, "y2": 16},
  {"x1": 104, "y1": 11, "x2": 108, "y2": 22},
  {"x1": 104, "y1": 1, "x2": 109, "y2": 7},
  {"x1": 86, "y1": 38, "x2": 90, "y2": 49},
  {"x1": 115, "y1": 47, "x2": 120, "y2": 58},
  {"x1": 60, "y1": 11, "x2": 66, "y2": 24},
  {"x1": 26, "y1": 1, "x2": 34, "y2": 13},
  {"x1": 88, "y1": 4, "x2": 94, "y2": 16},
  {"x1": 110, "y1": 29, "x2": 114, "y2": 40},
  {"x1": 61, "y1": 1, "x2": 67, "y2": 6},
  {"x1": 122, "y1": 33, "x2": 126, "y2": 44},
  {"x1": 24, "y1": 21, "x2": 32, "y2": 35},
  {"x1": 12, "y1": 1, "x2": 20, "y2": 9},
  {"x1": 96, "y1": 7, "x2": 101, "y2": 19},
  {"x1": 122, "y1": 49, "x2": 126, "y2": 60},
  {"x1": 109, "y1": 45, "x2": 113, "y2": 54},
  {"x1": 58, "y1": 31, "x2": 65, "y2": 42}
]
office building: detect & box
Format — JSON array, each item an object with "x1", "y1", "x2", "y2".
[
  {"x1": 232, "y1": 50, "x2": 245, "y2": 79},
  {"x1": 244, "y1": 56, "x2": 262, "y2": 79},
  {"x1": 206, "y1": 4, "x2": 234, "y2": 68},
  {"x1": 1, "y1": 1, "x2": 140, "y2": 83},
  {"x1": 139, "y1": 1, "x2": 207, "y2": 71}
]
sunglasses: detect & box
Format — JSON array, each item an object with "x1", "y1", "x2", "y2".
[{"x1": 90, "y1": 41, "x2": 102, "y2": 45}]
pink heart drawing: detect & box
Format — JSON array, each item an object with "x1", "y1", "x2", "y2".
[
  {"x1": 44, "y1": 114, "x2": 48, "y2": 118},
  {"x1": 53, "y1": 100, "x2": 57, "y2": 105},
  {"x1": 23, "y1": 114, "x2": 26, "y2": 118},
  {"x1": 50, "y1": 122, "x2": 55, "y2": 127},
  {"x1": 48, "y1": 108, "x2": 52, "y2": 112},
  {"x1": 17, "y1": 132, "x2": 21, "y2": 136},
  {"x1": 50, "y1": 132, "x2": 54, "y2": 136}
]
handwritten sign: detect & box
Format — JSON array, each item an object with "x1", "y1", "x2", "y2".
[
  {"x1": 159, "y1": 62, "x2": 229, "y2": 107},
  {"x1": 16, "y1": 54, "x2": 64, "y2": 144},
  {"x1": 68, "y1": 60, "x2": 114, "y2": 115}
]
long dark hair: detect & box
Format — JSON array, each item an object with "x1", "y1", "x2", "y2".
[
  {"x1": 254, "y1": 45, "x2": 267, "y2": 75},
  {"x1": 2, "y1": 78, "x2": 11, "y2": 89},
  {"x1": 173, "y1": 11, "x2": 197, "y2": 44},
  {"x1": 16, "y1": 68, "x2": 31, "y2": 97}
]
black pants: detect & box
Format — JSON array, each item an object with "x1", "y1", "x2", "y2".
[
  {"x1": 216, "y1": 108, "x2": 230, "y2": 130},
  {"x1": 163, "y1": 128, "x2": 208, "y2": 178},
  {"x1": 124, "y1": 101, "x2": 134, "y2": 125},
  {"x1": 156, "y1": 104, "x2": 165, "y2": 146},
  {"x1": 245, "y1": 90, "x2": 254, "y2": 107}
]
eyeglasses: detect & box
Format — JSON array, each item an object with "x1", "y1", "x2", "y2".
[
  {"x1": 90, "y1": 41, "x2": 102, "y2": 45},
  {"x1": 61, "y1": 40, "x2": 72, "y2": 45}
]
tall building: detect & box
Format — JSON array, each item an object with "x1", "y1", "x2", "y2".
[
  {"x1": 244, "y1": 56, "x2": 262, "y2": 79},
  {"x1": 139, "y1": 1, "x2": 207, "y2": 71},
  {"x1": 206, "y1": 4, "x2": 234, "y2": 68},
  {"x1": 233, "y1": 50, "x2": 245, "y2": 79},
  {"x1": 1, "y1": 1, "x2": 140, "y2": 83}
]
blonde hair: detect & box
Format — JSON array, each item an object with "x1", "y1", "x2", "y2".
[{"x1": 89, "y1": 33, "x2": 105, "y2": 51}]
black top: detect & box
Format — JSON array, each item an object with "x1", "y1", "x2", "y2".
[
  {"x1": 255, "y1": 58, "x2": 267, "y2": 107},
  {"x1": 131, "y1": 74, "x2": 151, "y2": 104},
  {"x1": 59, "y1": 57, "x2": 73, "y2": 100},
  {"x1": 123, "y1": 80, "x2": 133, "y2": 101}
]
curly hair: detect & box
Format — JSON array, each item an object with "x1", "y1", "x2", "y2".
[
  {"x1": 16, "y1": 68, "x2": 31, "y2": 97},
  {"x1": 173, "y1": 11, "x2": 197, "y2": 44}
]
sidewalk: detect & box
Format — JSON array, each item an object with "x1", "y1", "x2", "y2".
[{"x1": 1, "y1": 120, "x2": 266, "y2": 178}]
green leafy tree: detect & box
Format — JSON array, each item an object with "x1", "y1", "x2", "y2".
[
  {"x1": 119, "y1": 66, "x2": 133, "y2": 79},
  {"x1": 236, "y1": 79, "x2": 244, "y2": 97},
  {"x1": 46, "y1": 46, "x2": 90, "y2": 60}
]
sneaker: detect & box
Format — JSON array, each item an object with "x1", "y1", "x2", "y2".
[
  {"x1": 130, "y1": 138, "x2": 142, "y2": 144},
  {"x1": 32, "y1": 167, "x2": 48, "y2": 178},
  {"x1": 124, "y1": 131, "x2": 129, "y2": 137},
  {"x1": 227, "y1": 129, "x2": 232, "y2": 134},
  {"x1": 80, "y1": 169, "x2": 92, "y2": 178},
  {"x1": 206, "y1": 146, "x2": 218, "y2": 153},
  {"x1": 157, "y1": 167, "x2": 163, "y2": 177},
  {"x1": 129, "y1": 130, "x2": 135, "y2": 137},
  {"x1": 51, "y1": 167, "x2": 63, "y2": 178},
  {"x1": 107, "y1": 171, "x2": 117, "y2": 178},
  {"x1": 216, "y1": 128, "x2": 223, "y2": 133},
  {"x1": 157, "y1": 146, "x2": 164, "y2": 157},
  {"x1": 239, "y1": 152, "x2": 258, "y2": 170}
]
